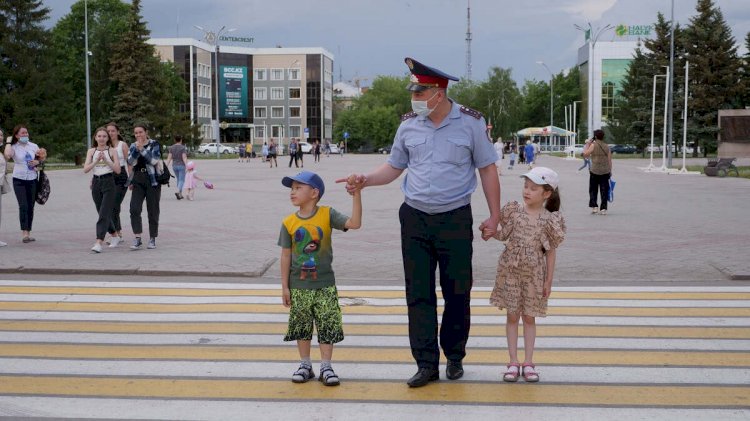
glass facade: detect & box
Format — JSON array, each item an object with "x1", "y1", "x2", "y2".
[{"x1": 601, "y1": 59, "x2": 630, "y2": 123}]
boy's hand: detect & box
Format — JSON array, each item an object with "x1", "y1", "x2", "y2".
[
  {"x1": 542, "y1": 279, "x2": 552, "y2": 298},
  {"x1": 282, "y1": 287, "x2": 291, "y2": 307},
  {"x1": 335, "y1": 174, "x2": 366, "y2": 195}
]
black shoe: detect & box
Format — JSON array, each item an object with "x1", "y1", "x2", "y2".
[
  {"x1": 446, "y1": 360, "x2": 464, "y2": 380},
  {"x1": 407, "y1": 367, "x2": 439, "y2": 388}
]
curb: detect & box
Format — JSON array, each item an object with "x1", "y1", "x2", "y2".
[
  {"x1": 709, "y1": 262, "x2": 750, "y2": 281},
  {"x1": 0, "y1": 258, "x2": 277, "y2": 279}
]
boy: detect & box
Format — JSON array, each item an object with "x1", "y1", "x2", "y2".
[{"x1": 278, "y1": 171, "x2": 362, "y2": 386}]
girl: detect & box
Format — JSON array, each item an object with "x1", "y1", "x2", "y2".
[
  {"x1": 267, "y1": 140, "x2": 278, "y2": 168},
  {"x1": 3, "y1": 125, "x2": 42, "y2": 243},
  {"x1": 105, "y1": 123, "x2": 129, "y2": 247},
  {"x1": 484, "y1": 166, "x2": 565, "y2": 383},
  {"x1": 83, "y1": 127, "x2": 121, "y2": 253},
  {"x1": 127, "y1": 124, "x2": 162, "y2": 250},
  {"x1": 183, "y1": 161, "x2": 205, "y2": 201}
]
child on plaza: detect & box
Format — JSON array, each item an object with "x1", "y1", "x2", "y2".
[
  {"x1": 183, "y1": 161, "x2": 210, "y2": 201},
  {"x1": 508, "y1": 146, "x2": 516, "y2": 170},
  {"x1": 278, "y1": 171, "x2": 362, "y2": 386},
  {"x1": 483, "y1": 166, "x2": 565, "y2": 383}
]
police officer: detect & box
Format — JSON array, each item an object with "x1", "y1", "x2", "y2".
[{"x1": 340, "y1": 57, "x2": 501, "y2": 387}]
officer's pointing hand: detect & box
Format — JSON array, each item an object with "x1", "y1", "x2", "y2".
[{"x1": 335, "y1": 174, "x2": 366, "y2": 195}]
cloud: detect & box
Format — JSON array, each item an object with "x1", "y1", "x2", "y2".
[{"x1": 559, "y1": 0, "x2": 617, "y2": 22}]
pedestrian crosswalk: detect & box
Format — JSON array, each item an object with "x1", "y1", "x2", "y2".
[{"x1": 0, "y1": 280, "x2": 748, "y2": 420}]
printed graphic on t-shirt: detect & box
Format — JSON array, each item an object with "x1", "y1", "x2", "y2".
[{"x1": 294, "y1": 224, "x2": 323, "y2": 280}]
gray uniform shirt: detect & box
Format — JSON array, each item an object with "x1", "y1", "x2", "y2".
[{"x1": 387, "y1": 101, "x2": 498, "y2": 214}]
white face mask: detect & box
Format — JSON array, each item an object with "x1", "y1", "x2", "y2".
[
  {"x1": 411, "y1": 91, "x2": 440, "y2": 117},
  {"x1": 19, "y1": 136, "x2": 29, "y2": 143}
]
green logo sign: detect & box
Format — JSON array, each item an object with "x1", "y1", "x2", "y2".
[{"x1": 615, "y1": 24, "x2": 653, "y2": 37}]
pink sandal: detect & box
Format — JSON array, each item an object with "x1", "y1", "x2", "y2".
[
  {"x1": 503, "y1": 363, "x2": 521, "y2": 382},
  {"x1": 522, "y1": 363, "x2": 539, "y2": 382}
]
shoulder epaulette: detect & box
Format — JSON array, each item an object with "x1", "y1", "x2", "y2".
[
  {"x1": 401, "y1": 111, "x2": 418, "y2": 121},
  {"x1": 460, "y1": 106, "x2": 483, "y2": 120}
]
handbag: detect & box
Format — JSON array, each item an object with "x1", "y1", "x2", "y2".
[
  {"x1": 0, "y1": 173, "x2": 10, "y2": 195},
  {"x1": 156, "y1": 160, "x2": 173, "y2": 186},
  {"x1": 36, "y1": 170, "x2": 50, "y2": 205},
  {"x1": 608, "y1": 178, "x2": 616, "y2": 203}
]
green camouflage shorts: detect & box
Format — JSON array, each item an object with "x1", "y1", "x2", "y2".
[{"x1": 284, "y1": 285, "x2": 344, "y2": 344}]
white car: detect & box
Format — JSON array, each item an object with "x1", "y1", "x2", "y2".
[
  {"x1": 329, "y1": 144, "x2": 340, "y2": 154},
  {"x1": 564, "y1": 144, "x2": 585, "y2": 156},
  {"x1": 198, "y1": 143, "x2": 235, "y2": 155},
  {"x1": 297, "y1": 141, "x2": 313, "y2": 154}
]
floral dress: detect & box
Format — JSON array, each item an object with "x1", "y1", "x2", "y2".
[{"x1": 489, "y1": 201, "x2": 566, "y2": 317}]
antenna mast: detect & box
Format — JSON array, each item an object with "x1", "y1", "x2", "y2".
[{"x1": 465, "y1": 0, "x2": 472, "y2": 81}]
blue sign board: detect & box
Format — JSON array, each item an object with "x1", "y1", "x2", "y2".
[
  {"x1": 219, "y1": 66, "x2": 248, "y2": 118},
  {"x1": 343, "y1": 131, "x2": 349, "y2": 139}
]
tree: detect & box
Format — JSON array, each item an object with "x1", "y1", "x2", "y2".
[
  {"x1": 51, "y1": 0, "x2": 130, "y2": 131},
  {"x1": 616, "y1": 45, "x2": 653, "y2": 154},
  {"x1": 741, "y1": 31, "x2": 750, "y2": 108},
  {"x1": 684, "y1": 0, "x2": 743, "y2": 156},
  {"x1": 0, "y1": 0, "x2": 51, "y2": 127},
  {"x1": 108, "y1": 0, "x2": 160, "y2": 135},
  {"x1": 0, "y1": 0, "x2": 81, "y2": 158},
  {"x1": 518, "y1": 79, "x2": 549, "y2": 129}
]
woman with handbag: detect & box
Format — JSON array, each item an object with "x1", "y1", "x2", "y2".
[
  {"x1": 0, "y1": 128, "x2": 8, "y2": 247},
  {"x1": 3, "y1": 125, "x2": 42, "y2": 243},
  {"x1": 127, "y1": 123, "x2": 163, "y2": 250},
  {"x1": 83, "y1": 127, "x2": 121, "y2": 253},
  {"x1": 582, "y1": 129, "x2": 613, "y2": 215}
]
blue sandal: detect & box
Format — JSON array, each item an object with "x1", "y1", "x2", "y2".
[
  {"x1": 318, "y1": 366, "x2": 340, "y2": 386},
  {"x1": 291, "y1": 364, "x2": 315, "y2": 383}
]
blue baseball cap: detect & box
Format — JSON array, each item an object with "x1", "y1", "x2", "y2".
[{"x1": 282, "y1": 171, "x2": 325, "y2": 198}]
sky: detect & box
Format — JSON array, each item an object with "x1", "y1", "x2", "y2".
[{"x1": 47, "y1": 0, "x2": 750, "y2": 87}]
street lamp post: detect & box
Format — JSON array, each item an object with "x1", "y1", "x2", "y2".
[
  {"x1": 536, "y1": 61, "x2": 553, "y2": 130},
  {"x1": 574, "y1": 23, "x2": 613, "y2": 139},
  {"x1": 84, "y1": 0, "x2": 92, "y2": 149},
  {"x1": 645, "y1": 72, "x2": 667, "y2": 172},
  {"x1": 195, "y1": 25, "x2": 236, "y2": 159}
]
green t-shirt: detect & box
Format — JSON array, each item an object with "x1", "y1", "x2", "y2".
[{"x1": 277, "y1": 206, "x2": 349, "y2": 289}]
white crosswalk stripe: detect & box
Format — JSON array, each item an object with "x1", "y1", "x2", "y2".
[{"x1": 0, "y1": 280, "x2": 748, "y2": 420}]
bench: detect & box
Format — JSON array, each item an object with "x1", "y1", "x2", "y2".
[{"x1": 704, "y1": 157, "x2": 739, "y2": 177}]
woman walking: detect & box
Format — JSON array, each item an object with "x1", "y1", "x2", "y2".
[
  {"x1": 127, "y1": 124, "x2": 163, "y2": 250},
  {"x1": 0, "y1": 128, "x2": 8, "y2": 247},
  {"x1": 83, "y1": 127, "x2": 121, "y2": 253},
  {"x1": 106, "y1": 123, "x2": 129, "y2": 247},
  {"x1": 3, "y1": 125, "x2": 42, "y2": 243},
  {"x1": 582, "y1": 129, "x2": 613, "y2": 215},
  {"x1": 166, "y1": 135, "x2": 187, "y2": 200}
]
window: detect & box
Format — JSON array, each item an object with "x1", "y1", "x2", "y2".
[
  {"x1": 254, "y1": 88, "x2": 267, "y2": 100},
  {"x1": 289, "y1": 88, "x2": 301, "y2": 99},
  {"x1": 254, "y1": 107, "x2": 267, "y2": 118},
  {"x1": 254, "y1": 68, "x2": 267, "y2": 81},
  {"x1": 271, "y1": 68, "x2": 284, "y2": 80},
  {"x1": 289, "y1": 126, "x2": 301, "y2": 138},
  {"x1": 255, "y1": 126, "x2": 266, "y2": 139},
  {"x1": 271, "y1": 87, "x2": 284, "y2": 100},
  {"x1": 289, "y1": 68, "x2": 301, "y2": 80},
  {"x1": 271, "y1": 106, "x2": 284, "y2": 118},
  {"x1": 289, "y1": 106, "x2": 301, "y2": 118},
  {"x1": 601, "y1": 81, "x2": 616, "y2": 123}
]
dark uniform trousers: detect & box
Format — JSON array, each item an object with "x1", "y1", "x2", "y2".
[
  {"x1": 129, "y1": 171, "x2": 161, "y2": 238},
  {"x1": 399, "y1": 202, "x2": 473, "y2": 370}
]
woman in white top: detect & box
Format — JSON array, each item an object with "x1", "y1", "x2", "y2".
[
  {"x1": 0, "y1": 128, "x2": 7, "y2": 247},
  {"x1": 3, "y1": 125, "x2": 42, "y2": 243},
  {"x1": 106, "y1": 122, "x2": 129, "y2": 247},
  {"x1": 83, "y1": 127, "x2": 121, "y2": 253}
]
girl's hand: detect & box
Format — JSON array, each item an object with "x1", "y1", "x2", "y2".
[
  {"x1": 282, "y1": 288, "x2": 291, "y2": 308},
  {"x1": 542, "y1": 279, "x2": 552, "y2": 298}
]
